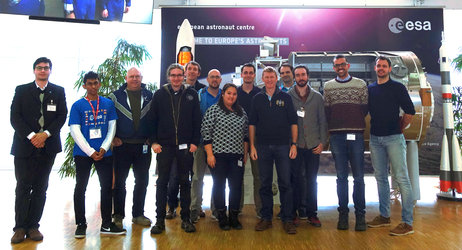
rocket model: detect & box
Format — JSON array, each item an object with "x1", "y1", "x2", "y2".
[
  {"x1": 437, "y1": 32, "x2": 462, "y2": 200},
  {"x1": 176, "y1": 19, "x2": 195, "y2": 66}
]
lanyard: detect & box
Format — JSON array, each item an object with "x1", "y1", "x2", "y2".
[{"x1": 85, "y1": 96, "x2": 99, "y2": 127}]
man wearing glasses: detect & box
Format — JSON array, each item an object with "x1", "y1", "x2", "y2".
[
  {"x1": 149, "y1": 63, "x2": 201, "y2": 234},
  {"x1": 10, "y1": 57, "x2": 68, "y2": 243},
  {"x1": 323, "y1": 55, "x2": 368, "y2": 231}
]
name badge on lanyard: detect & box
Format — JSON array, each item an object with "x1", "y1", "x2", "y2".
[
  {"x1": 47, "y1": 100, "x2": 57, "y2": 111},
  {"x1": 86, "y1": 96, "x2": 101, "y2": 140},
  {"x1": 347, "y1": 134, "x2": 356, "y2": 141},
  {"x1": 297, "y1": 107, "x2": 305, "y2": 118}
]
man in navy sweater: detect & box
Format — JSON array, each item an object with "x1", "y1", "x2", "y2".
[{"x1": 366, "y1": 56, "x2": 415, "y2": 236}]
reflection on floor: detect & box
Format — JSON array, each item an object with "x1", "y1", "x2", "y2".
[{"x1": 1, "y1": 169, "x2": 461, "y2": 249}]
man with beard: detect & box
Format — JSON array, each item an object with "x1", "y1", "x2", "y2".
[
  {"x1": 366, "y1": 56, "x2": 415, "y2": 236},
  {"x1": 190, "y1": 69, "x2": 222, "y2": 222},
  {"x1": 288, "y1": 65, "x2": 327, "y2": 228},
  {"x1": 324, "y1": 55, "x2": 368, "y2": 231}
]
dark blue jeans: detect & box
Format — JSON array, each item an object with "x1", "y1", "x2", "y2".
[
  {"x1": 297, "y1": 147, "x2": 320, "y2": 218},
  {"x1": 156, "y1": 145, "x2": 193, "y2": 221},
  {"x1": 113, "y1": 143, "x2": 151, "y2": 218},
  {"x1": 167, "y1": 159, "x2": 180, "y2": 210},
  {"x1": 14, "y1": 153, "x2": 55, "y2": 231},
  {"x1": 257, "y1": 144, "x2": 293, "y2": 222},
  {"x1": 330, "y1": 133, "x2": 366, "y2": 215},
  {"x1": 74, "y1": 156, "x2": 114, "y2": 227},
  {"x1": 210, "y1": 156, "x2": 244, "y2": 211}
]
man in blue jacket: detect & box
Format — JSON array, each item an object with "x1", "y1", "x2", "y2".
[
  {"x1": 64, "y1": 0, "x2": 95, "y2": 20},
  {"x1": 101, "y1": 0, "x2": 130, "y2": 21},
  {"x1": 109, "y1": 67, "x2": 153, "y2": 229}
]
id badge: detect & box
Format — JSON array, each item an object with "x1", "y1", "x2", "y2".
[
  {"x1": 297, "y1": 109, "x2": 305, "y2": 118},
  {"x1": 346, "y1": 134, "x2": 356, "y2": 141},
  {"x1": 179, "y1": 144, "x2": 188, "y2": 150},
  {"x1": 89, "y1": 127, "x2": 102, "y2": 139},
  {"x1": 143, "y1": 144, "x2": 148, "y2": 154},
  {"x1": 238, "y1": 160, "x2": 243, "y2": 167},
  {"x1": 47, "y1": 104, "x2": 57, "y2": 112}
]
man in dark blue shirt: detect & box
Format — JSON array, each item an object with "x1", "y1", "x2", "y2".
[{"x1": 366, "y1": 56, "x2": 415, "y2": 236}]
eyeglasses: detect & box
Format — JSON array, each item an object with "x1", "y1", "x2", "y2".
[
  {"x1": 169, "y1": 74, "x2": 184, "y2": 78},
  {"x1": 333, "y1": 63, "x2": 348, "y2": 68},
  {"x1": 35, "y1": 66, "x2": 50, "y2": 71}
]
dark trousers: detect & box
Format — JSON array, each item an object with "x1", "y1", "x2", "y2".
[
  {"x1": 156, "y1": 145, "x2": 193, "y2": 221},
  {"x1": 74, "y1": 156, "x2": 113, "y2": 227},
  {"x1": 210, "y1": 156, "x2": 244, "y2": 211},
  {"x1": 290, "y1": 157, "x2": 304, "y2": 217},
  {"x1": 297, "y1": 148, "x2": 320, "y2": 217},
  {"x1": 113, "y1": 143, "x2": 151, "y2": 218},
  {"x1": 257, "y1": 144, "x2": 293, "y2": 222},
  {"x1": 167, "y1": 159, "x2": 180, "y2": 210},
  {"x1": 14, "y1": 152, "x2": 56, "y2": 231}
]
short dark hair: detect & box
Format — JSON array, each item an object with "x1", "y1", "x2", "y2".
[
  {"x1": 278, "y1": 63, "x2": 293, "y2": 74},
  {"x1": 83, "y1": 71, "x2": 99, "y2": 84},
  {"x1": 333, "y1": 54, "x2": 347, "y2": 63},
  {"x1": 185, "y1": 61, "x2": 201, "y2": 73},
  {"x1": 166, "y1": 63, "x2": 184, "y2": 79},
  {"x1": 293, "y1": 65, "x2": 310, "y2": 75},
  {"x1": 240, "y1": 63, "x2": 255, "y2": 73},
  {"x1": 33, "y1": 57, "x2": 52, "y2": 70},
  {"x1": 375, "y1": 56, "x2": 391, "y2": 67},
  {"x1": 218, "y1": 83, "x2": 244, "y2": 117}
]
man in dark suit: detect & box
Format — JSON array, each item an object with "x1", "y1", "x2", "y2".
[{"x1": 10, "y1": 57, "x2": 68, "y2": 244}]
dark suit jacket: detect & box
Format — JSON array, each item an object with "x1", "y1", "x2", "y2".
[{"x1": 10, "y1": 82, "x2": 68, "y2": 157}]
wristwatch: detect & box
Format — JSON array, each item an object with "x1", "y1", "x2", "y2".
[{"x1": 291, "y1": 142, "x2": 297, "y2": 147}]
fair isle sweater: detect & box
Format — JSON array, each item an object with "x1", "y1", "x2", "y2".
[
  {"x1": 323, "y1": 76, "x2": 368, "y2": 134},
  {"x1": 201, "y1": 104, "x2": 248, "y2": 156}
]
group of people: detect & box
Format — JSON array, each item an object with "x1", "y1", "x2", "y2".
[{"x1": 10, "y1": 54, "x2": 416, "y2": 244}]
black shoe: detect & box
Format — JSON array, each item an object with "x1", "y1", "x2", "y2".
[
  {"x1": 199, "y1": 210, "x2": 206, "y2": 217},
  {"x1": 166, "y1": 209, "x2": 177, "y2": 220},
  {"x1": 217, "y1": 209, "x2": 230, "y2": 231},
  {"x1": 337, "y1": 213, "x2": 349, "y2": 230},
  {"x1": 181, "y1": 220, "x2": 196, "y2": 233},
  {"x1": 355, "y1": 214, "x2": 367, "y2": 231},
  {"x1": 101, "y1": 222, "x2": 126, "y2": 235},
  {"x1": 229, "y1": 210, "x2": 242, "y2": 230},
  {"x1": 75, "y1": 223, "x2": 87, "y2": 239},
  {"x1": 150, "y1": 221, "x2": 165, "y2": 234}
]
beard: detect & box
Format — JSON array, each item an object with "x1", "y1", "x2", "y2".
[{"x1": 296, "y1": 80, "x2": 307, "y2": 87}]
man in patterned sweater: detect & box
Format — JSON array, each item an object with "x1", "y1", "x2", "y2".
[{"x1": 323, "y1": 54, "x2": 368, "y2": 231}]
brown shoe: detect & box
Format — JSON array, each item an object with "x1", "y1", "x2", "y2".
[
  {"x1": 255, "y1": 219, "x2": 272, "y2": 231},
  {"x1": 283, "y1": 221, "x2": 297, "y2": 234},
  {"x1": 27, "y1": 228, "x2": 44, "y2": 241},
  {"x1": 11, "y1": 228, "x2": 26, "y2": 244},
  {"x1": 367, "y1": 215, "x2": 391, "y2": 228},
  {"x1": 389, "y1": 223, "x2": 414, "y2": 236}
]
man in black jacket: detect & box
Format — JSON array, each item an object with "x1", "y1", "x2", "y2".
[
  {"x1": 149, "y1": 63, "x2": 201, "y2": 234},
  {"x1": 10, "y1": 57, "x2": 68, "y2": 244}
]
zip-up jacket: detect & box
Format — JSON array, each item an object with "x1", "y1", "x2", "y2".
[
  {"x1": 148, "y1": 83, "x2": 201, "y2": 146},
  {"x1": 249, "y1": 87, "x2": 298, "y2": 145},
  {"x1": 109, "y1": 83, "x2": 152, "y2": 141}
]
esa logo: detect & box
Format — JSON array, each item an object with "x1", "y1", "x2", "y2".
[{"x1": 388, "y1": 17, "x2": 432, "y2": 34}]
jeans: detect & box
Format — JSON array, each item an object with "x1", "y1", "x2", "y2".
[
  {"x1": 370, "y1": 134, "x2": 413, "y2": 225},
  {"x1": 297, "y1": 147, "x2": 320, "y2": 218},
  {"x1": 330, "y1": 133, "x2": 366, "y2": 215},
  {"x1": 14, "y1": 153, "x2": 56, "y2": 231},
  {"x1": 74, "y1": 156, "x2": 114, "y2": 227},
  {"x1": 290, "y1": 158, "x2": 303, "y2": 217},
  {"x1": 257, "y1": 144, "x2": 293, "y2": 222},
  {"x1": 167, "y1": 159, "x2": 180, "y2": 210},
  {"x1": 210, "y1": 156, "x2": 245, "y2": 211},
  {"x1": 113, "y1": 143, "x2": 151, "y2": 218},
  {"x1": 156, "y1": 145, "x2": 193, "y2": 221}
]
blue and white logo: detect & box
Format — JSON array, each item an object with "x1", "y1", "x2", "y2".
[{"x1": 388, "y1": 17, "x2": 432, "y2": 34}]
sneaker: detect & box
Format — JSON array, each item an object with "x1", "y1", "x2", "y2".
[
  {"x1": 199, "y1": 210, "x2": 206, "y2": 218},
  {"x1": 181, "y1": 220, "x2": 196, "y2": 233},
  {"x1": 337, "y1": 213, "x2": 349, "y2": 230},
  {"x1": 298, "y1": 210, "x2": 308, "y2": 220},
  {"x1": 150, "y1": 221, "x2": 165, "y2": 234},
  {"x1": 191, "y1": 209, "x2": 200, "y2": 223},
  {"x1": 166, "y1": 209, "x2": 177, "y2": 220},
  {"x1": 355, "y1": 214, "x2": 367, "y2": 231},
  {"x1": 308, "y1": 216, "x2": 322, "y2": 227},
  {"x1": 283, "y1": 221, "x2": 297, "y2": 234},
  {"x1": 389, "y1": 223, "x2": 414, "y2": 236},
  {"x1": 11, "y1": 228, "x2": 26, "y2": 244},
  {"x1": 27, "y1": 228, "x2": 44, "y2": 241},
  {"x1": 210, "y1": 210, "x2": 218, "y2": 221},
  {"x1": 132, "y1": 215, "x2": 152, "y2": 226},
  {"x1": 255, "y1": 219, "x2": 272, "y2": 231},
  {"x1": 75, "y1": 224, "x2": 87, "y2": 239},
  {"x1": 100, "y1": 223, "x2": 126, "y2": 235},
  {"x1": 112, "y1": 214, "x2": 124, "y2": 229},
  {"x1": 367, "y1": 215, "x2": 391, "y2": 228}
]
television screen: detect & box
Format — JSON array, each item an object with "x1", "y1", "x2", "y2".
[{"x1": 0, "y1": 0, "x2": 153, "y2": 24}]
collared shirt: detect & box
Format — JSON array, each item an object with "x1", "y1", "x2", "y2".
[
  {"x1": 35, "y1": 81, "x2": 48, "y2": 91},
  {"x1": 336, "y1": 74, "x2": 352, "y2": 82}
]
